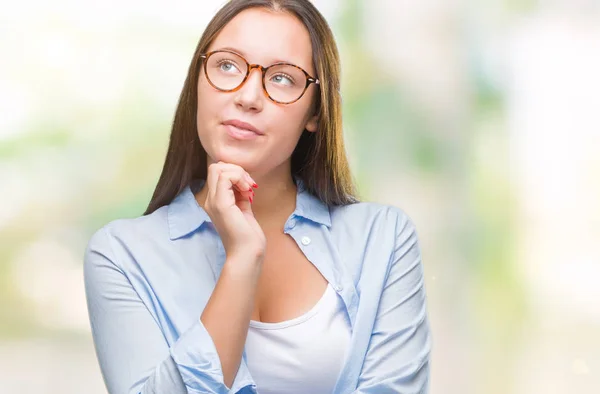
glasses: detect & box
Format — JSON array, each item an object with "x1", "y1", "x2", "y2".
[{"x1": 199, "y1": 50, "x2": 320, "y2": 104}]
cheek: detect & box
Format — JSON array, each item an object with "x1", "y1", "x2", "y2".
[
  {"x1": 197, "y1": 78, "x2": 216, "y2": 113},
  {"x1": 270, "y1": 106, "x2": 312, "y2": 149},
  {"x1": 196, "y1": 80, "x2": 224, "y2": 132},
  {"x1": 286, "y1": 101, "x2": 314, "y2": 134}
]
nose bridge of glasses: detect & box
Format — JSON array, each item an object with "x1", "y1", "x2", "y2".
[
  {"x1": 241, "y1": 63, "x2": 267, "y2": 90},
  {"x1": 247, "y1": 63, "x2": 266, "y2": 78},
  {"x1": 233, "y1": 63, "x2": 265, "y2": 102}
]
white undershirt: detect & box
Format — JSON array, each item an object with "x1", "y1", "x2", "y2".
[{"x1": 245, "y1": 283, "x2": 352, "y2": 394}]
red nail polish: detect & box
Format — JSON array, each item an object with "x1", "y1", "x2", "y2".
[
  {"x1": 249, "y1": 196, "x2": 253, "y2": 203},
  {"x1": 252, "y1": 183, "x2": 258, "y2": 189},
  {"x1": 248, "y1": 187, "x2": 253, "y2": 192}
]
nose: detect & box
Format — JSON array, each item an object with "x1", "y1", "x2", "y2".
[{"x1": 233, "y1": 65, "x2": 265, "y2": 112}]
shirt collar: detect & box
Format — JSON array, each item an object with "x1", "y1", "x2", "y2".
[{"x1": 168, "y1": 177, "x2": 331, "y2": 240}]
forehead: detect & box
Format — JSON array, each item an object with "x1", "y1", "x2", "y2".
[{"x1": 208, "y1": 8, "x2": 314, "y2": 72}]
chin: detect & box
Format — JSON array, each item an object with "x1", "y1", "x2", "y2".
[{"x1": 210, "y1": 147, "x2": 259, "y2": 170}]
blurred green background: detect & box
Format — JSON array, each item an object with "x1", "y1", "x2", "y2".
[{"x1": 1, "y1": 0, "x2": 599, "y2": 393}]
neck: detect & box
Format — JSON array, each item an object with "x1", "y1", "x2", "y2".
[{"x1": 250, "y1": 175, "x2": 297, "y2": 228}]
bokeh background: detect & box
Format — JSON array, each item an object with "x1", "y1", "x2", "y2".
[{"x1": 1, "y1": 0, "x2": 599, "y2": 393}]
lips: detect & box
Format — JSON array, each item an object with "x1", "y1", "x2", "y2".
[{"x1": 222, "y1": 119, "x2": 264, "y2": 135}]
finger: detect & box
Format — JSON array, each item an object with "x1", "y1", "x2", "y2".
[
  {"x1": 214, "y1": 171, "x2": 254, "y2": 209},
  {"x1": 207, "y1": 163, "x2": 255, "y2": 201},
  {"x1": 214, "y1": 171, "x2": 243, "y2": 208},
  {"x1": 216, "y1": 170, "x2": 254, "y2": 199},
  {"x1": 210, "y1": 161, "x2": 257, "y2": 188},
  {"x1": 206, "y1": 162, "x2": 222, "y2": 202},
  {"x1": 232, "y1": 181, "x2": 255, "y2": 196}
]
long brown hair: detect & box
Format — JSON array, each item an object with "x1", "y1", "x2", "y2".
[{"x1": 144, "y1": 0, "x2": 358, "y2": 215}]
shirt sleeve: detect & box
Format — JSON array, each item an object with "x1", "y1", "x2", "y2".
[
  {"x1": 83, "y1": 226, "x2": 256, "y2": 394},
  {"x1": 354, "y1": 212, "x2": 432, "y2": 394}
]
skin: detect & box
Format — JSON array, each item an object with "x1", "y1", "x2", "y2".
[{"x1": 194, "y1": 8, "x2": 328, "y2": 389}]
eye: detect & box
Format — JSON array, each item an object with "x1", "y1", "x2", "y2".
[
  {"x1": 216, "y1": 60, "x2": 241, "y2": 74},
  {"x1": 270, "y1": 73, "x2": 296, "y2": 86}
]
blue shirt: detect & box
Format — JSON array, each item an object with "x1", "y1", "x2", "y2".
[{"x1": 84, "y1": 178, "x2": 432, "y2": 394}]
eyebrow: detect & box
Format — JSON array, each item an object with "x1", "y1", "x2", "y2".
[{"x1": 215, "y1": 46, "x2": 299, "y2": 67}]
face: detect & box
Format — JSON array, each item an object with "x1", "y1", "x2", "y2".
[{"x1": 196, "y1": 8, "x2": 319, "y2": 175}]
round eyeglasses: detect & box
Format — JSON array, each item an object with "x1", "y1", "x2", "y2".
[{"x1": 199, "y1": 50, "x2": 320, "y2": 105}]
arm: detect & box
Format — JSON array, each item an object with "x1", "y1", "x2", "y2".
[
  {"x1": 196, "y1": 162, "x2": 265, "y2": 389},
  {"x1": 355, "y1": 214, "x2": 432, "y2": 394},
  {"x1": 84, "y1": 227, "x2": 256, "y2": 394},
  {"x1": 201, "y1": 253, "x2": 263, "y2": 388}
]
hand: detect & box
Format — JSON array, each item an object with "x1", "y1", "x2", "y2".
[{"x1": 201, "y1": 162, "x2": 266, "y2": 261}]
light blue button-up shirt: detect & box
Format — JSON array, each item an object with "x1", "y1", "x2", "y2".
[{"x1": 84, "y1": 178, "x2": 431, "y2": 394}]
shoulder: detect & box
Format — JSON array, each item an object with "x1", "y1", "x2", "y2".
[
  {"x1": 327, "y1": 201, "x2": 422, "y2": 289},
  {"x1": 330, "y1": 201, "x2": 417, "y2": 235},
  {"x1": 84, "y1": 206, "x2": 170, "y2": 267},
  {"x1": 328, "y1": 201, "x2": 420, "y2": 268}
]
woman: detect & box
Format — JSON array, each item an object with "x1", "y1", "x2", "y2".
[{"x1": 84, "y1": 1, "x2": 432, "y2": 393}]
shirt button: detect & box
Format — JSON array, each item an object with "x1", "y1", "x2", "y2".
[
  {"x1": 334, "y1": 284, "x2": 343, "y2": 292},
  {"x1": 301, "y1": 236, "x2": 311, "y2": 245},
  {"x1": 288, "y1": 218, "x2": 297, "y2": 228}
]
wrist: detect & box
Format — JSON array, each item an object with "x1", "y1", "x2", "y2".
[
  {"x1": 223, "y1": 251, "x2": 264, "y2": 277},
  {"x1": 226, "y1": 242, "x2": 265, "y2": 262}
]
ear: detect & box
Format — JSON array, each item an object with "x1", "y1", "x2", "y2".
[{"x1": 305, "y1": 114, "x2": 318, "y2": 133}]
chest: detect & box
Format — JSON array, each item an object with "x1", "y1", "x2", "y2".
[{"x1": 251, "y1": 231, "x2": 328, "y2": 323}]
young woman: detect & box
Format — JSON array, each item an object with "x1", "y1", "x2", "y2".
[{"x1": 84, "y1": 1, "x2": 432, "y2": 393}]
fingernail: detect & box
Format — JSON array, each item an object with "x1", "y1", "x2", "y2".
[
  {"x1": 252, "y1": 183, "x2": 258, "y2": 189},
  {"x1": 249, "y1": 196, "x2": 253, "y2": 203},
  {"x1": 248, "y1": 187, "x2": 253, "y2": 192}
]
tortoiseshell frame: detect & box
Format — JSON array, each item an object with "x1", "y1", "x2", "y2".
[{"x1": 200, "y1": 49, "x2": 320, "y2": 104}]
